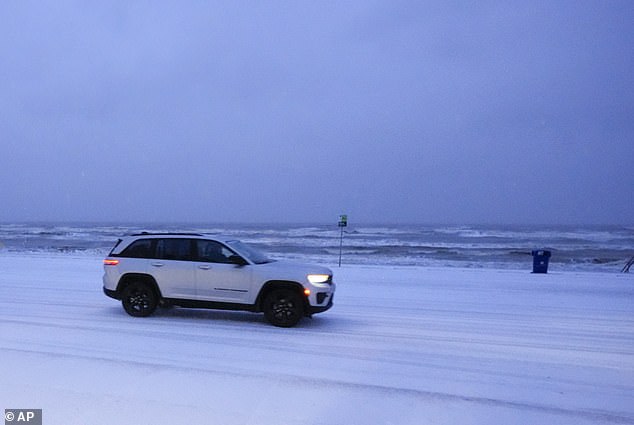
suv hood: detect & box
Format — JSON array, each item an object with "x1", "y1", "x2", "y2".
[{"x1": 256, "y1": 260, "x2": 332, "y2": 276}]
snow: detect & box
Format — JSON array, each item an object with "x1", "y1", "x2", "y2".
[{"x1": 1, "y1": 253, "x2": 633, "y2": 424}]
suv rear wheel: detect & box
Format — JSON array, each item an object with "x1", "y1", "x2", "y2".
[
  {"x1": 263, "y1": 288, "x2": 304, "y2": 327},
  {"x1": 121, "y1": 281, "x2": 158, "y2": 317}
]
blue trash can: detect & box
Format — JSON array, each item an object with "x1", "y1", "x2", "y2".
[{"x1": 531, "y1": 250, "x2": 551, "y2": 273}]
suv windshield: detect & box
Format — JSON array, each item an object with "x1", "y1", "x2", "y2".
[{"x1": 227, "y1": 240, "x2": 273, "y2": 264}]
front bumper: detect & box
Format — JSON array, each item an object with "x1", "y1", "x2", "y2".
[{"x1": 308, "y1": 293, "x2": 334, "y2": 315}]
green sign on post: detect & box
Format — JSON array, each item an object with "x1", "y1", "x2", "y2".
[{"x1": 338, "y1": 214, "x2": 347, "y2": 266}]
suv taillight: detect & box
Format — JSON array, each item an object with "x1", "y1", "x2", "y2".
[{"x1": 103, "y1": 259, "x2": 119, "y2": 266}]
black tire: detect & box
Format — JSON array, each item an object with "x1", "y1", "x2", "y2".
[
  {"x1": 263, "y1": 288, "x2": 304, "y2": 327},
  {"x1": 121, "y1": 281, "x2": 158, "y2": 317}
]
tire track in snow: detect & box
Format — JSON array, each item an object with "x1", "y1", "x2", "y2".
[{"x1": 2, "y1": 345, "x2": 633, "y2": 424}]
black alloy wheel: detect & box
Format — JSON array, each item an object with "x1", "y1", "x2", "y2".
[
  {"x1": 263, "y1": 288, "x2": 304, "y2": 327},
  {"x1": 121, "y1": 282, "x2": 158, "y2": 317}
]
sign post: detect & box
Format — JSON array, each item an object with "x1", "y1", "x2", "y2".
[{"x1": 338, "y1": 214, "x2": 347, "y2": 267}]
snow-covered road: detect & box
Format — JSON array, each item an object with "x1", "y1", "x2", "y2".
[{"x1": 1, "y1": 254, "x2": 633, "y2": 424}]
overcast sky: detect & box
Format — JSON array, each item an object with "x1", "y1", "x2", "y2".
[{"x1": 1, "y1": 1, "x2": 633, "y2": 225}]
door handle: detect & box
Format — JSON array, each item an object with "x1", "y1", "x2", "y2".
[
  {"x1": 198, "y1": 265, "x2": 211, "y2": 270},
  {"x1": 151, "y1": 262, "x2": 165, "y2": 267}
]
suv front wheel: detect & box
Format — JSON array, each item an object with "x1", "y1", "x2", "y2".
[
  {"x1": 263, "y1": 288, "x2": 304, "y2": 327},
  {"x1": 121, "y1": 281, "x2": 158, "y2": 317}
]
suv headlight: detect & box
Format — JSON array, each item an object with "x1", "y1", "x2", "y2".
[{"x1": 307, "y1": 274, "x2": 331, "y2": 284}]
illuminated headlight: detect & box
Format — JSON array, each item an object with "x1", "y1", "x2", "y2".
[{"x1": 307, "y1": 274, "x2": 331, "y2": 284}]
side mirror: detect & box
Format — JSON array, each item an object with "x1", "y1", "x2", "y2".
[{"x1": 228, "y1": 255, "x2": 248, "y2": 267}]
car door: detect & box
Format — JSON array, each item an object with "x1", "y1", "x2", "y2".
[
  {"x1": 194, "y1": 239, "x2": 252, "y2": 303},
  {"x1": 149, "y1": 238, "x2": 197, "y2": 299}
]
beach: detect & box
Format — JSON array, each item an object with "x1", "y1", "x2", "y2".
[{"x1": 1, "y1": 252, "x2": 633, "y2": 424}]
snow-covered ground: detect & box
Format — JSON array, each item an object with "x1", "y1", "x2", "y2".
[{"x1": 1, "y1": 253, "x2": 633, "y2": 424}]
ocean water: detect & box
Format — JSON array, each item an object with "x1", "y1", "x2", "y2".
[{"x1": 0, "y1": 223, "x2": 632, "y2": 272}]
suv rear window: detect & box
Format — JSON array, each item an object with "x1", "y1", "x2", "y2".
[{"x1": 119, "y1": 239, "x2": 154, "y2": 259}]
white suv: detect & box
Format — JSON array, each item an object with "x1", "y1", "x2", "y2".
[{"x1": 102, "y1": 233, "x2": 335, "y2": 327}]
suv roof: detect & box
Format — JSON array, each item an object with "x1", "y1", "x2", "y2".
[
  {"x1": 130, "y1": 232, "x2": 205, "y2": 237},
  {"x1": 109, "y1": 233, "x2": 238, "y2": 256}
]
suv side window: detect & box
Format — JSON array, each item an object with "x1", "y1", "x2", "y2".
[
  {"x1": 156, "y1": 238, "x2": 194, "y2": 261},
  {"x1": 119, "y1": 239, "x2": 155, "y2": 258},
  {"x1": 196, "y1": 240, "x2": 237, "y2": 264}
]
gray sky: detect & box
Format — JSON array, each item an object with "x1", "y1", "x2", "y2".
[{"x1": 2, "y1": 1, "x2": 633, "y2": 225}]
